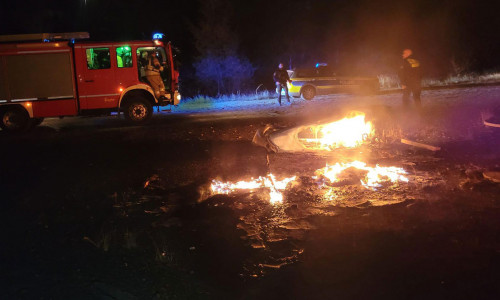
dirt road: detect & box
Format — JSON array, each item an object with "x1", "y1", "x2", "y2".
[{"x1": 1, "y1": 86, "x2": 500, "y2": 299}]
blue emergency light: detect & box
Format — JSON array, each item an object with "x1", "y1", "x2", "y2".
[{"x1": 153, "y1": 33, "x2": 164, "y2": 39}]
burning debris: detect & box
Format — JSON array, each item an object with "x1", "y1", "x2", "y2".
[
  {"x1": 211, "y1": 174, "x2": 296, "y2": 204},
  {"x1": 209, "y1": 161, "x2": 410, "y2": 204},
  {"x1": 315, "y1": 161, "x2": 409, "y2": 191},
  {"x1": 210, "y1": 111, "x2": 413, "y2": 204},
  {"x1": 299, "y1": 113, "x2": 374, "y2": 150},
  {"x1": 253, "y1": 111, "x2": 374, "y2": 153},
  {"x1": 202, "y1": 110, "x2": 433, "y2": 276},
  {"x1": 206, "y1": 157, "x2": 415, "y2": 276}
]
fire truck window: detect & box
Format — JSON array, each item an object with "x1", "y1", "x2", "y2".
[
  {"x1": 86, "y1": 48, "x2": 111, "y2": 70},
  {"x1": 116, "y1": 46, "x2": 132, "y2": 68}
]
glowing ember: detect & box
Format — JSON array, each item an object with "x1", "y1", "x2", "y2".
[
  {"x1": 211, "y1": 174, "x2": 296, "y2": 204},
  {"x1": 316, "y1": 161, "x2": 409, "y2": 191},
  {"x1": 299, "y1": 112, "x2": 373, "y2": 150}
]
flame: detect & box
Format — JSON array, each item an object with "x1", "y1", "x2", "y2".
[
  {"x1": 316, "y1": 161, "x2": 409, "y2": 191},
  {"x1": 210, "y1": 113, "x2": 411, "y2": 204},
  {"x1": 299, "y1": 112, "x2": 373, "y2": 150},
  {"x1": 211, "y1": 174, "x2": 296, "y2": 204},
  {"x1": 210, "y1": 162, "x2": 408, "y2": 204},
  {"x1": 210, "y1": 161, "x2": 408, "y2": 204}
]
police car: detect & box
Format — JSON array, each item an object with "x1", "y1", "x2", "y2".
[{"x1": 287, "y1": 64, "x2": 380, "y2": 100}]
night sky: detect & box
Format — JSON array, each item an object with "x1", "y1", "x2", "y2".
[{"x1": 1, "y1": 0, "x2": 499, "y2": 91}]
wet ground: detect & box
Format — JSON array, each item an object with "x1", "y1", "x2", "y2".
[{"x1": 1, "y1": 86, "x2": 500, "y2": 299}]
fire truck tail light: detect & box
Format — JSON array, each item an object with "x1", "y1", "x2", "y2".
[{"x1": 119, "y1": 87, "x2": 123, "y2": 92}]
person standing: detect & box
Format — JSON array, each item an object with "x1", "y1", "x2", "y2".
[
  {"x1": 273, "y1": 63, "x2": 291, "y2": 106},
  {"x1": 398, "y1": 49, "x2": 422, "y2": 108}
]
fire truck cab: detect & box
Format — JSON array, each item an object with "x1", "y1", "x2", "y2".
[{"x1": 0, "y1": 32, "x2": 180, "y2": 131}]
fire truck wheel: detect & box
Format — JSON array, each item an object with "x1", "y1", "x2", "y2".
[
  {"x1": 301, "y1": 86, "x2": 316, "y2": 100},
  {"x1": 124, "y1": 99, "x2": 153, "y2": 123},
  {"x1": 0, "y1": 106, "x2": 29, "y2": 131}
]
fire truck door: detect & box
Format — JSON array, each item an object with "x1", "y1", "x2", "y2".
[{"x1": 75, "y1": 46, "x2": 118, "y2": 109}]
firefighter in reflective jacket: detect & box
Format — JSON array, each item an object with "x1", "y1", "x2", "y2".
[
  {"x1": 398, "y1": 49, "x2": 422, "y2": 108},
  {"x1": 146, "y1": 53, "x2": 166, "y2": 100}
]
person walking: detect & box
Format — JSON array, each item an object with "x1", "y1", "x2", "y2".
[
  {"x1": 398, "y1": 49, "x2": 422, "y2": 108},
  {"x1": 273, "y1": 63, "x2": 291, "y2": 106}
]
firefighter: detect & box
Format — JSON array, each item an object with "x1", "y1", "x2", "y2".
[
  {"x1": 273, "y1": 63, "x2": 291, "y2": 106},
  {"x1": 398, "y1": 49, "x2": 423, "y2": 108},
  {"x1": 145, "y1": 52, "x2": 166, "y2": 100}
]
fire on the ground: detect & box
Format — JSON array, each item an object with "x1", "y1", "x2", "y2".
[{"x1": 211, "y1": 112, "x2": 409, "y2": 204}]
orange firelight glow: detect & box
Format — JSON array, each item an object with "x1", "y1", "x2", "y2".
[
  {"x1": 315, "y1": 161, "x2": 409, "y2": 197},
  {"x1": 210, "y1": 161, "x2": 408, "y2": 204},
  {"x1": 211, "y1": 174, "x2": 296, "y2": 204},
  {"x1": 299, "y1": 112, "x2": 373, "y2": 150},
  {"x1": 210, "y1": 112, "x2": 409, "y2": 204}
]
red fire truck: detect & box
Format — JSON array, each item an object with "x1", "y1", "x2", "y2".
[{"x1": 0, "y1": 32, "x2": 180, "y2": 131}]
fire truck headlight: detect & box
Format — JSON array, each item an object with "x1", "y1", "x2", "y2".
[{"x1": 176, "y1": 94, "x2": 181, "y2": 101}]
